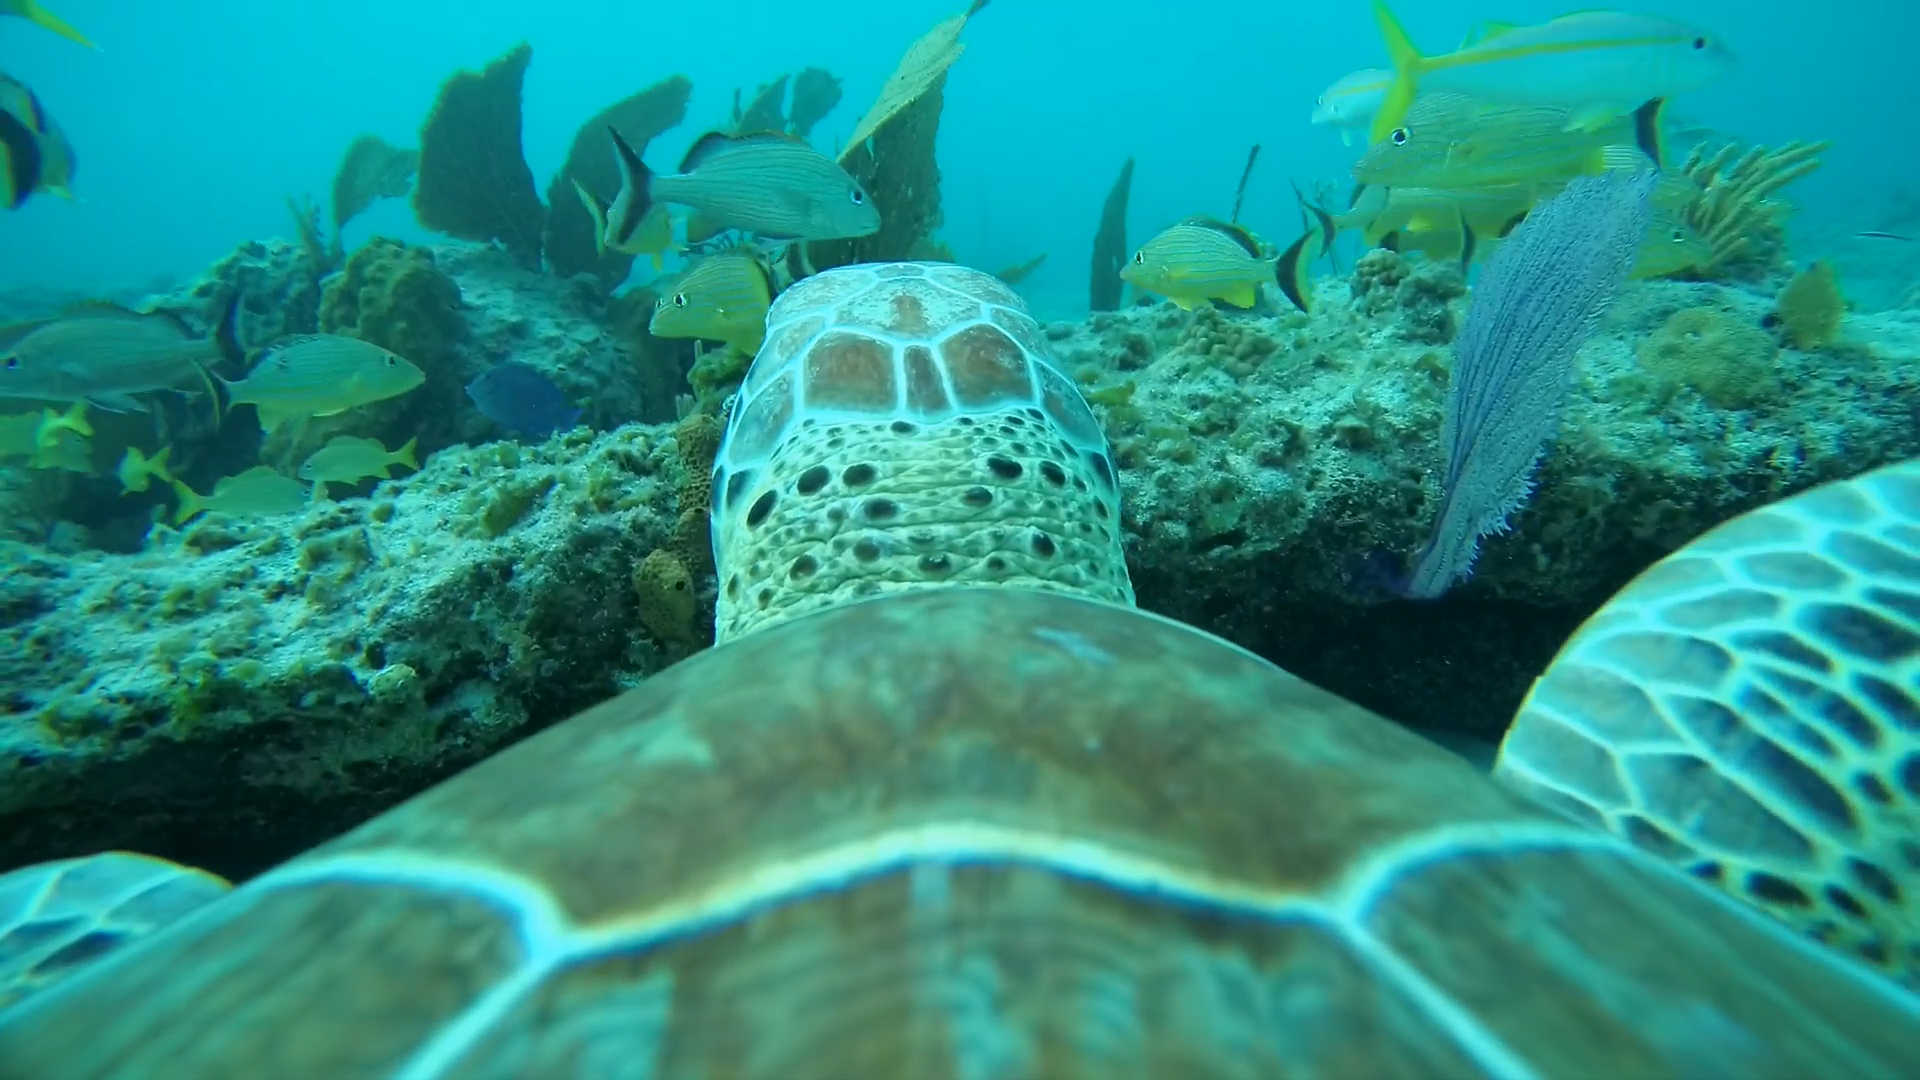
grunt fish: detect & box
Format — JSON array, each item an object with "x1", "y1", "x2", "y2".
[
  {"x1": 0, "y1": 0, "x2": 93, "y2": 48},
  {"x1": 648, "y1": 251, "x2": 776, "y2": 354},
  {"x1": 1353, "y1": 92, "x2": 1665, "y2": 191},
  {"x1": 219, "y1": 335, "x2": 425, "y2": 434},
  {"x1": 1, "y1": 72, "x2": 75, "y2": 209},
  {"x1": 608, "y1": 128, "x2": 880, "y2": 243},
  {"x1": 297, "y1": 434, "x2": 418, "y2": 501},
  {"x1": 0, "y1": 295, "x2": 239, "y2": 412},
  {"x1": 1368, "y1": 1, "x2": 1733, "y2": 143},
  {"x1": 116, "y1": 445, "x2": 173, "y2": 494},
  {"x1": 173, "y1": 466, "x2": 308, "y2": 526},
  {"x1": 1122, "y1": 218, "x2": 1305, "y2": 313},
  {"x1": 572, "y1": 178, "x2": 676, "y2": 269},
  {"x1": 1311, "y1": 68, "x2": 1391, "y2": 145}
]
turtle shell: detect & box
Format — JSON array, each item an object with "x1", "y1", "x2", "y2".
[{"x1": 0, "y1": 588, "x2": 1912, "y2": 1077}]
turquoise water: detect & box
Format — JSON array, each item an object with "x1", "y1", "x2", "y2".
[{"x1": 3, "y1": 0, "x2": 1913, "y2": 315}]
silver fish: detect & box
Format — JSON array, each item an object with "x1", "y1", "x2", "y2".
[
  {"x1": 608, "y1": 128, "x2": 880, "y2": 243},
  {"x1": 0, "y1": 293, "x2": 239, "y2": 411}
]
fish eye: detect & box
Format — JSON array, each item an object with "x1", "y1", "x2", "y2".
[
  {"x1": 385, "y1": 356, "x2": 396, "y2": 366},
  {"x1": 850, "y1": 188, "x2": 866, "y2": 205},
  {"x1": 1, "y1": 357, "x2": 15, "y2": 370},
  {"x1": 1670, "y1": 227, "x2": 1685, "y2": 242},
  {"x1": 673, "y1": 293, "x2": 688, "y2": 307},
  {"x1": 1691, "y1": 36, "x2": 1706, "y2": 49},
  {"x1": 1390, "y1": 127, "x2": 1410, "y2": 146},
  {"x1": 1132, "y1": 252, "x2": 1145, "y2": 265}
]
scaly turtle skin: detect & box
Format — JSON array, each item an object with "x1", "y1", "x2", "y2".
[{"x1": 0, "y1": 265, "x2": 1915, "y2": 1077}]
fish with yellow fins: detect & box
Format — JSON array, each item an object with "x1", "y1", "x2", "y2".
[
  {"x1": 1354, "y1": 91, "x2": 1666, "y2": 192},
  {"x1": 297, "y1": 435, "x2": 419, "y2": 501},
  {"x1": 1, "y1": 72, "x2": 76, "y2": 209},
  {"x1": 649, "y1": 250, "x2": 778, "y2": 355},
  {"x1": 607, "y1": 127, "x2": 880, "y2": 243},
  {"x1": 116, "y1": 446, "x2": 174, "y2": 494},
  {"x1": 0, "y1": 294, "x2": 240, "y2": 411},
  {"x1": 1366, "y1": 1, "x2": 1734, "y2": 144},
  {"x1": 173, "y1": 466, "x2": 309, "y2": 526},
  {"x1": 219, "y1": 334, "x2": 426, "y2": 433},
  {"x1": 1121, "y1": 218, "x2": 1317, "y2": 315},
  {"x1": 572, "y1": 177, "x2": 676, "y2": 269},
  {"x1": 0, "y1": 400, "x2": 90, "y2": 470},
  {"x1": 0, "y1": 0, "x2": 93, "y2": 48}
]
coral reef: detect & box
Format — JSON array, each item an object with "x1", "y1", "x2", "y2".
[
  {"x1": 1090, "y1": 157, "x2": 1135, "y2": 311},
  {"x1": 542, "y1": 76, "x2": 693, "y2": 290},
  {"x1": 1634, "y1": 304, "x2": 1784, "y2": 410},
  {"x1": 1771, "y1": 260, "x2": 1845, "y2": 350},
  {"x1": 1678, "y1": 139, "x2": 1828, "y2": 281},
  {"x1": 329, "y1": 134, "x2": 418, "y2": 246},
  {"x1": 412, "y1": 43, "x2": 546, "y2": 269}
]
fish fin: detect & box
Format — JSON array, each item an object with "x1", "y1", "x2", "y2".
[
  {"x1": 14, "y1": 1, "x2": 95, "y2": 48},
  {"x1": 55, "y1": 400, "x2": 91, "y2": 438},
  {"x1": 607, "y1": 125, "x2": 655, "y2": 217},
  {"x1": 685, "y1": 209, "x2": 725, "y2": 245},
  {"x1": 1378, "y1": 231, "x2": 1403, "y2": 253},
  {"x1": 678, "y1": 130, "x2": 809, "y2": 172},
  {"x1": 86, "y1": 391, "x2": 146, "y2": 413},
  {"x1": 1563, "y1": 102, "x2": 1626, "y2": 134},
  {"x1": 1368, "y1": 0, "x2": 1422, "y2": 145},
  {"x1": 394, "y1": 436, "x2": 419, "y2": 472},
  {"x1": 1457, "y1": 210, "x2": 1477, "y2": 272},
  {"x1": 1275, "y1": 232, "x2": 1314, "y2": 315},
  {"x1": 255, "y1": 404, "x2": 284, "y2": 433},
  {"x1": 1498, "y1": 212, "x2": 1527, "y2": 238},
  {"x1": 311, "y1": 481, "x2": 329, "y2": 504},
  {"x1": 0, "y1": 109, "x2": 41, "y2": 209},
  {"x1": 572, "y1": 178, "x2": 611, "y2": 257},
  {"x1": 1222, "y1": 284, "x2": 1259, "y2": 309},
  {"x1": 170, "y1": 480, "x2": 204, "y2": 526},
  {"x1": 1631, "y1": 98, "x2": 1667, "y2": 169},
  {"x1": 147, "y1": 445, "x2": 173, "y2": 484},
  {"x1": 1169, "y1": 295, "x2": 1205, "y2": 312}
]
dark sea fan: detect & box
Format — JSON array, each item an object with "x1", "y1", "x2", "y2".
[{"x1": 1397, "y1": 166, "x2": 1656, "y2": 598}]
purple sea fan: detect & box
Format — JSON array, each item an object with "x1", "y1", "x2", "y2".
[{"x1": 1398, "y1": 167, "x2": 1656, "y2": 598}]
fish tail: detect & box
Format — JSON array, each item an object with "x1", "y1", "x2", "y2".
[
  {"x1": 148, "y1": 445, "x2": 173, "y2": 483},
  {"x1": 394, "y1": 436, "x2": 419, "y2": 472},
  {"x1": 1632, "y1": 98, "x2": 1668, "y2": 170},
  {"x1": 170, "y1": 480, "x2": 204, "y2": 526},
  {"x1": 57, "y1": 399, "x2": 91, "y2": 438},
  {"x1": 14, "y1": 1, "x2": 95, "y2": 48},
  {"x1": 607, "y1": 125, "x2": 655, "y2": 217},
  {"x1": 210, "y1": 289, "x2": 244, "y2": 366},
  {"x1": 0, "y1": 108, "x2": 43, "y2": 209},
  {"x1": 1274, "y1": 232, "x2": 1315, "y2": 314},
  {"x1": 1368, "y1": 0, "x2": 1423, "y2": 145},
  {"x1": 572, "y1": 178, "x2": 610, "y2": 257},
  {"x1": 1457, "y1": 209, "x2": 1477, "y2": 272}
]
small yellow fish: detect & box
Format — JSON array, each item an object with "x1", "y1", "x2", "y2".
[
  {"x1": 173, "y1": 466, "x2": 309, "y2": 525},
  {"x1": 572, "y1": 178, "x2": 676, "y2": 269},
  {"x1": 219, "y1": 335, "x2": 426, "y2": 433},
  {"x1": 297, "y1": 435, "x2": 419, "y2": 500},
  {"x1": 0, "y1": 400, "x2": 89, "y2": 464},
  {"x1": 0, "y1": 0, "x2": 94, "y2": 49},
  {"x1": 116, "y1": 446, "x2": 174, "y2": 494},
  {"x1": 1121, "y1": 219, "x2": 1274, "y2": 311},
  {"x1": 1368, "y1": 1, "x2": 1734, "y2": 143},
  {"x1": 1355, "y1": 93, "x2": 1665, "y2": 191},
  {"x1": 648, "y1": 251, "x2": 776, "y2": 354}
]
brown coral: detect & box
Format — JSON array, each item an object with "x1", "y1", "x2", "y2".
[
  {"x1": 1636, "y1": 305, "x2": 1783, "y2": 410},
  {"x1": 331, "y1": 134, "x2": 418, "y2": 244},
  {"x1": 632, "y1": 549, "x2": 696, "y2": 646},
  {"x1": 672, "y1": 411, "x2": 722, "y2": 576},
  {"x1": 412, "y1": 43, "x2": 546, "y2": 269},
  {"x1": 1677, "y1": 139, "x2": 1828, "y2": 280},
  {"x1": 1771, "y1": 260, "x2": 1844, "y2": 350},
  {"x1": 543, "y1": 75, "x2": 693, "y2": 290}
]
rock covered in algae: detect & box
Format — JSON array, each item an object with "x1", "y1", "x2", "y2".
[{"x1": 412, "y1": 43, "x2": 546, "y2": 269}]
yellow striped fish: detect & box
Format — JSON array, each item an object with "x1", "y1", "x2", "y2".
[
  {"x1": 609, "y1": 128, "x2": 879, "y2": 243},
  {"x1": 649, "y1": 251, "x2": 776, "y2": 354},
  {"x1": 218, "y1": 334, "x2": 425, "y2": 433},
  {"x1": 1120, "y1": 219, "x2": 1280, "y2": 312},
  {"x1": 1354, "y1": 92, "x2": 1665, "y2": 191}
]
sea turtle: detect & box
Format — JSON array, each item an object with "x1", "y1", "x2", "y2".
[{"x1": 0, "y1": 262, "x2": 1914, "y2": 1077}]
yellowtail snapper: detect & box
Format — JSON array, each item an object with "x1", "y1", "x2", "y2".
[
  {"x1": 1, "y1": 73, "x2": 75, "y2": 209},
  {"x1": 649, "y1": 250, "x2": 778, "y2": 354},
  {"x1": 1311, "y1": 68, "x2": 1391, "y2": 145},
  {"x1": 607, "y1": 127, "x2": 880, "y2": 243},
  {"x1": 0, "y1": 295, "x2": 240, "y2": 412},
  {"x1": 116, "y1": 446, "x2": 173, "y2": 494},
  {"x1": 1368, "y1": 1, "x2": 1734, "y2": 144}
]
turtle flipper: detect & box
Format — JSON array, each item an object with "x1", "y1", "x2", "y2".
[
  {"x1": 0, "y1": 852, "x2": 231, "y2": 1012},
  {"x1": 1497, "y1": 458, "x2": 1920, "y2": 988}
]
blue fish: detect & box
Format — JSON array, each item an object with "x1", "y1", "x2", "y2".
[{"x1": 464, "y1": 362, "x2": 584, "y2": 439}]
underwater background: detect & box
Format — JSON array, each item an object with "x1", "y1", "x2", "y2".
[
  {"x1": 4, "y1": 0, "x2": 1917, "y2": 315},
  {"x1": 0, "y1": 0, "x2": 1917, "y2": 989}
]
